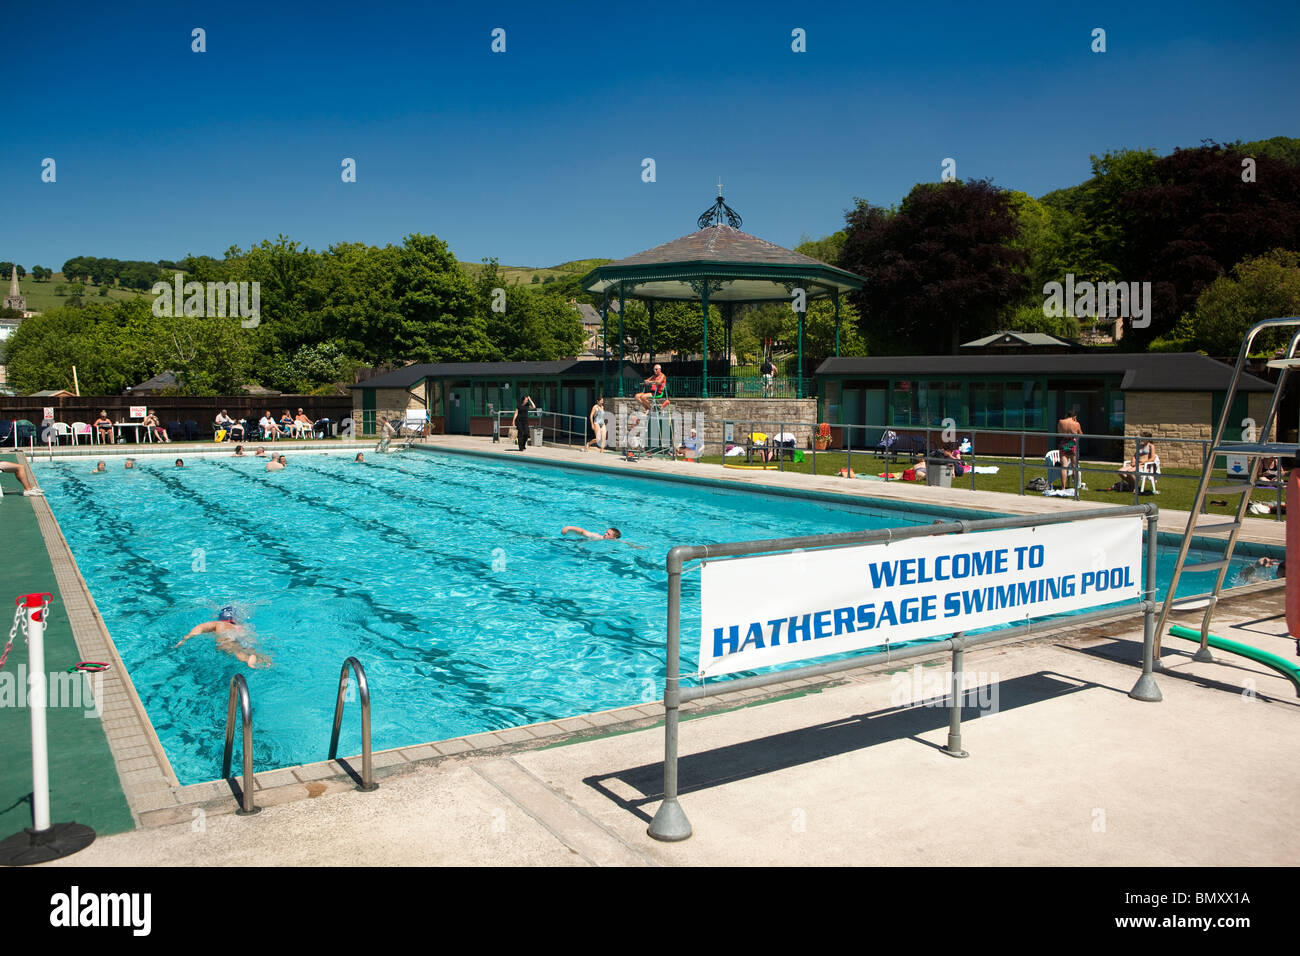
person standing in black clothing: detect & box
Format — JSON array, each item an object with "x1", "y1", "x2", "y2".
[{"x1": 512, "y1": 395, "x2": 535, "y2": 451}]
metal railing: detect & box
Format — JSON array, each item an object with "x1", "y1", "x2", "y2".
[
  {"x1": 221, "y1": 674, "x2": 260, "y2": 815},
  {"x1": 460, "y1": 410, "x2": 1291, "y2": 516},
  {"x1": 328, "y1": 657, "x2": 378, "y2": 792},
  {"x1": 596, "y1": 376, "x2": 814, "y2": 400},
  {"x1": 647, "y1": 504, "x2": 1162, "y2": 842},
  {"x1": 827, "y1": 421, "x2": 1289, "y2": 517}
]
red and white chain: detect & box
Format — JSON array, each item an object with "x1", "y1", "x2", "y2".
[{"x1": 0, "y1": 602, "x2": 26, "y2": 670}]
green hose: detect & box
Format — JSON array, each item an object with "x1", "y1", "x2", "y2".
[{"x1": 1168, "y1": 625, "x2": 1300, "y2": 697}]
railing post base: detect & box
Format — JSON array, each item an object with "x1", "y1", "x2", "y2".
[
  {"x1": 648, "y1": 798, "x2": 692, "y2": 842},
  {"x1": 1192, "y1": 647, "x2": 1216, "y2": 664},
  {"x1": 235, "y1": 805, "x2": 263, "y2": 817},
  {"x1": 0, "y1": 822, "x2": 96, "y2": 866},
  {"x1": 1127, "y1": 672, "x2": 1163, "y2": 702},
  {"x1": 357, "y1": 781, "x2": 379, "y2": 793}
]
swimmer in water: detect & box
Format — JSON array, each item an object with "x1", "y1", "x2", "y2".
[
  {"x1": 91, "y1": 461, "x2": 106, "y2": 474},
  {"x1": 561, "y1": 525, "x2": 621, "y2": 540},
  {"x1": 175, "y1": 606, "x2": 271, "y2": 668},
  {"x1": 174, "y1": 459, "x2": 184, "y2": 468},
  {"x1": 124, "y1": 458, "x2": 135, "y2": 469}
]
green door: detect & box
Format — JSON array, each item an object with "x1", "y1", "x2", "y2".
[
  {"x1": 362, "y1": 389, "x2": 376, "y2": 435},
  {"x1": 448, "y1": 382, "x2": 471, "y2": 434},
  {"x1": 1211, "y1": 391, "x2": 1251, "y2": 468}
]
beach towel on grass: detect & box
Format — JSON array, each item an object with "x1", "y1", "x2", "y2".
[
  {"x1": 1043, "y1": 488, "x2": 1077, "y2": 497},
  {"x1": 972, "y1": 465, "x2": 999, "y2": 474}
]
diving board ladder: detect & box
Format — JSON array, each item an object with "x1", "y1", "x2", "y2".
[{"x1": 1152, "y1": 316, "x2": 1300, "y2": 662}]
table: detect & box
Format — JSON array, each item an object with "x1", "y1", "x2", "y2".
[{"x1": 111, "y1": 422, "x2": 148, "y2": 444}]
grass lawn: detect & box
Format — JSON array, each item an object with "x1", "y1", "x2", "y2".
[
  {"x1": 16, "y1": 276, "x2": 147, "y2": 312},
  {"x1": 691, "y1": 448, "x2": 1288, "y2": 520}
]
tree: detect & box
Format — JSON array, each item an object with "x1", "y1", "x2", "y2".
[
  {"x1": 1190, "y1": 249, "x2": 1300, "y2": 355},
  {"x1": 31, "y1": 265, "x2": 51, "y2": 281},
  {"x1": 1119, "y1": 143, "x2": 1300, "y2": 345},
  {"x1": 841, "y1": 179, "x2": 1029, "y2": 353},
  {"x1": 392, "y1": 233, "x2": 490, "y2": 362},
  {"x1": 5, "y1": 299, "x2": 155, "y2": 394},
  {"x1": 0, "y1": 262, "x2": 22, "y2": 279},
  {"x1": 795, "y1": 232, "x2": 847, "y2": 266}
]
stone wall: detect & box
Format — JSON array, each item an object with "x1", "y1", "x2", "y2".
[
  {"x1": 604, "y1": 397, "x2": 817, "y2": 450},
  {"x1": 1124, "y1": 391, "x2": 1274, "y2": 468},
  {"x1": 354, "y1": 385, "x2": 429, "y2": 436}
]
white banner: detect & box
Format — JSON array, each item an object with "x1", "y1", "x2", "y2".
[
  {"x1": 699, "y1": 516, "x2": 1142, "y2": 677},
  {"x1": 129, "y1": 405, "x2": 147, "y2": 419}
]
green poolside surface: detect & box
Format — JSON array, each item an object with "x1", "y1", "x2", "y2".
[{"x1": 0, "y1": 455, "x2": 136, "y2": 839}]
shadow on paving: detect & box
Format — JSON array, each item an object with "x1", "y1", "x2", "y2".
[
  {"x1": 1068, "y1": 637, "x2": 1300, "y2": 707},
  {"x1": 585, "y1": 671, "x2": 1092, "y2": 824}
]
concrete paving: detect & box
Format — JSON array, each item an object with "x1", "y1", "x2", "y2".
[{"x1": 44, "y1": 591, "x2": 1300, "y2": 867}]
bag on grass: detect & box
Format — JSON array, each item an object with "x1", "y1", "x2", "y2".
[{"x1": 1026, "y1": 476, "x2": 1048, "y2": 492}]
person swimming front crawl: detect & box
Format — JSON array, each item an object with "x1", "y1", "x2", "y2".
[
  {"x1": 561, "y1": 525, "x2": 621, "y2": 540},
  {"x1": 175, "y1": 606, "x2": 271, "y2": 668}
]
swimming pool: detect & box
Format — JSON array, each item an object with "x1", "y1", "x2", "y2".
[{"x1": 33, "y1": 450, "x2": 1263, "y2": 784}]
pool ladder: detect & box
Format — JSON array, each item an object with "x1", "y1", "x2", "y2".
[
  {"x1": 220, "y1": 657, "x2": 377, "y2": 814},
  {"x1": 1152, "y1": 315, "x2": 1300, "y2": 663}
]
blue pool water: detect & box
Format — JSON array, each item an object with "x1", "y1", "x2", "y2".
[{"x1": 34, "y1": 450, "x2": 1264, "y2": 784}]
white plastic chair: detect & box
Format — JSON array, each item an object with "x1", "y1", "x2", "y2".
[
  {"x1": 71, "y1": 422, "x2": 91, "y2": 446},
  {"x1": 400, "y1": 409, "x2": 430, "y2": 438},
  {"x1": 51, "y1": 422, "x2": 72, "y2": 446},
  {"x1": 1139, "y1": 458, "x2": 1161, "y2": 494},
  {"x1": 1044, "y1": 449, "x2": 1062, "y2": 487}
]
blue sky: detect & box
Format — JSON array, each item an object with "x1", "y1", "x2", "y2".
[{"x1": 3, "y1": 0, "x2": 1297, "y2": 271}]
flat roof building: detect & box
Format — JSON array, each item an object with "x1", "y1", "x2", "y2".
[
  {"x1": 350, "y1": 359, "x2": 642, "y2": 438},
  {"x1": 815, "y1": 352, "x2": 1276, "y2": 466}
]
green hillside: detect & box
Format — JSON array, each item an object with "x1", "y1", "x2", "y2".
[
  {"x1": 457, "y1": 258, "x2": 613, "y2": 287},
  {"x1": 11, "y1": 275, "x2": 147, "y2": 313}
]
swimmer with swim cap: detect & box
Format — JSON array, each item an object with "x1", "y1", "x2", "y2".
[{"x1": 175, "y1": 606, "x2": 271, "y2": 668}]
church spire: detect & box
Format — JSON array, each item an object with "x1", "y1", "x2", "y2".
[{"x1": 3, "y1": 265, "x2": 26, "y2": 314}]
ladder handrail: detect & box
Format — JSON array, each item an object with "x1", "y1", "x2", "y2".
[
  {"x1": 328, "y1": 657, "x2": 378, "y2": 792},
  {"x1": 221, "y1": 674, "x2": 260, "y2": 815},
  {"x1": 1153, "y1": 316, "x2": 1300, "y2": 656}
]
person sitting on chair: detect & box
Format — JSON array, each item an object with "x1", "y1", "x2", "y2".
[
  {"x1": 677, "y1": 429, "x2": 703, "y2": 460},
  {"x1": 93, "y1": 410, "x2": 114, "y2": 444},
  {"x1": 1115, "y1": 432, "x2": 1156, "y2": 492},
  {"x1": 636, "y1": 364, "x2": 668, "y2": 411}
]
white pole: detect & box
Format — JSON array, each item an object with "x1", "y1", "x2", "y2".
[{"x1": 23, "y1": 595, "x2": 51, "y2": 832}]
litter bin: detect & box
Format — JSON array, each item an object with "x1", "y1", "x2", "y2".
[
  {"x1": 531, "y1": 426, "x2": 544, "y2": 447},
  {"x1": 926, "y1": 458, "x2": 954, "y2": 488}
]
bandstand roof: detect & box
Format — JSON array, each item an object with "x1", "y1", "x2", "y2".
[{"x1": 581, "y1": 198, "x2": 865, "y2": 304}]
